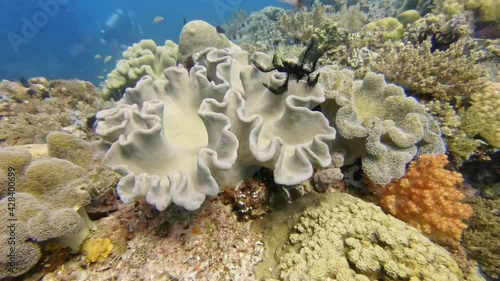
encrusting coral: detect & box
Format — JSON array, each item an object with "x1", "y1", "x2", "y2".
[
  {"x1": 253, "y1": 192, "x2": 483, "y2": 281},
  {"x1": 81, "y1": 238, "x2": 113, "y2": 264},
  {"x1": 320, "y1": 67, "x2": 444, "y2": 184},
  {"x1": 96, "y1": 21, "x2": 336, "y2": 211},
  {"x1": 103, "y1": 39, "x2": 178, "y2": 100},
  {"x1": 368, "y1": 154, "x2": 473, "y2": 248}
]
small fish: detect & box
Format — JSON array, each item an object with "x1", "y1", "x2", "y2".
[
  {"x1": 278, "y1": 0, "x2": 305, "y2": 10},
  {"x1": 26, "y1": 89, "x2": 37, "y2": 97},
  {"x1": 103, "y1": 56, "x2": 112, "y2": 63},
  {"x1": 152, "y1": 16, "x2": 164, "y2": 24},
  {"x1": 19, "y1": 77, "x2": 30, "y2": 88},
  {"x1": 97, "y1": 76, "x2": 105, "y2": 80},
  {"x1": 95, "y1": 54, "x2": 102, "y2": 59},
  {"x1": 216, "y1": 26, "x2": 225, "y2": 34}
]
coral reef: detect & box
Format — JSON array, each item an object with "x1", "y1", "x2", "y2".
[
  {"x1": 81, "y1": 238, "x2": 113, "y2": 263},
  {"x1": 0, "y1": 79, "x2": 103, "y2": 146},
  {"x1": 276, "y1": 5, "x2": 332, "y2": 44},
  {"x1": 253, "y1": 192, "x2": 483, "y2": 280},
  {"x1": 426, "y1": 100, "x2": 482, "y2": 161},
  {"x1": 313, "y1": 149, "x2": 345, "y2": 192},
  {"x1": 397, "y1": 9, "x2": 421, "y2": 27},
  {"x1": 227, "y1": 7, "x2": 287, "y2": 53},
  {"x1": 178, "y1": 20, "x2": 233, "y2": 62},
  {"x1": 0, "y1": 148, "x2": 95, "y2": 278},
  {"x1": 368, "y1": 154, "x2": 473, "y2": 248},
  {"x1": 41, "y1": 198, "x2": 264, "y2": 280},
  {"x1": 463, "y1": 82, "x2": 500, "y2": 148},
  {"x1": 372, "y1": 39, "x2": 486, "y2": 106},
  {"x1": 402, "y1": 13, "x2": 472, "y2": 51},
  {"x1": 320, "y1": 68, "x2": 444, "y2": 184},
  {"x1": 103, "y1": 39, "x2": 178, "y2": 100},
  {"x1": 463, "y1": 197, "x2": 500, "y2": 279},
  {"x1": 362, "y1": 17, "x2": 404, "y2": 41},
  {"x1": 439, "y1": 0, "x2": 500, "y2": 23},
  {"x1": 96, "y1": 26, "x2": 336, "y2": 211}
]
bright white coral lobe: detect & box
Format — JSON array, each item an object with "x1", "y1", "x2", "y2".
[{"x1": 96, "y1": 47, "x2": 336, "y2": 211}]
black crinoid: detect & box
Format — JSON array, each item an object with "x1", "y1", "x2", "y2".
[{"x1": 251, "y1": 38, "x2": 330, "y2": 95}]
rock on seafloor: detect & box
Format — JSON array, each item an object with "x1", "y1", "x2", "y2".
[{"x1": 34, "y1": 197, "x2": 264, "y2": 281}]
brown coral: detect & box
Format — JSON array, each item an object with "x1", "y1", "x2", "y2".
[
  {"x1": 368, "y1": 154, "x2": 473, "y2": 247},
  {"x1": 372, "y1": 39, "x2": 486, "y2": 107}
]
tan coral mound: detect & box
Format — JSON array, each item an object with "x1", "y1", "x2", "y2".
[{"x1": 369, "y1": 154, "x2": 473, "y2": 246}]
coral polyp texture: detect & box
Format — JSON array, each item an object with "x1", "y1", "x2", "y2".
[
  {"x1": 0, "y1": 148, "x2": 95, "y2": 278},
  {"x1": 320, "y1": 68, "x2": 444, "y2": 184},
  {"x1": 96, "y1": 46, "x2": 336, "y2": 211},
  {"x1": 253, "y1": 192, "x2": 483, "y2": 281},
  {"x1": 368, "y1": 154, "x2": 473, "y2": 247},
  {"x1": 103, "y1": 39, "x2": 178, "y2": 99}
]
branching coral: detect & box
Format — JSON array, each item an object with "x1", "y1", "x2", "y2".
[
  {"x1": 368, "y1": 154, "x2": 473, "y2": 247},
  {"x1": 276, "y1": 4, "x2": 333, "y2": 44},
  {"x1": 463, "y1": 197, "x2": 500, "y2": 280},
  {"x1": 372, "y1": 39, "x2": 486, "y2": 106},
  {"x1": 320, "y1": 68, "x2": 444, "y2": 184},
  {"x1": 96, "y1": 26, "x2": 336, "y2": 211},
  {"x1": 103, "y1": 39, "x2": 178, "y2": 100},
  {"x1": 426, "y1": 100, "x2": 482, "y2": 161}
]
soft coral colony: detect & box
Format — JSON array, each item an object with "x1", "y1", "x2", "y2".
[{"x1": 0, "y1": 1, "x2": 498, "y2": 279}]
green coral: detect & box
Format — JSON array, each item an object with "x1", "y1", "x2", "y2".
[
  {"x1": 463, "y1": 83, "x2": 500, "y2": 148},
  {"x1": 320, "y1": 68, "x2": 444, "y2": 184},
  {"x1": 0, "y1": 80, "x2": 102, "y2": 146},
  {"x1": 464, "y1": 197, "x2": 500, "y2": 280},
  {"x1": 103, "y1": 39, "x2": 178, "y2": 100},
  {"x1": 397, "y1": 9, "x2": 420, "y2": 27},
  {"x1": 254, "y1": 192, "x2": 483, "y2": 281},
  {"x1": 46, "y1": 131, "x2": 119, "y2": 197},
  {"x1": 363, "y1": 17, "x2": 404, "y2": 41}
]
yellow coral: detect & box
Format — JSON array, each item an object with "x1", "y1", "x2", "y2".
[
  {"x1": 369, "y1": 154, "x2": 473, "y2": 246},
  {"x1": 81, "y1": 238, "x2": 113, "y2": 263},
  {"x1": 464, "y1": 82, "x2": 500, "y2": 148},
  {"x1": 441, "y1": 0, "x2": 500, "y2": 23}
]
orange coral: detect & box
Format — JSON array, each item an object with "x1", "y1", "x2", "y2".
[{"x1": 369, "y1": 154, "x2": 473, "y2": 246}]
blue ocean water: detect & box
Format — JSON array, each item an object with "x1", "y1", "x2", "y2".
[{"x1": 0, "y1": 0, "x2": 291, "y2": 85}]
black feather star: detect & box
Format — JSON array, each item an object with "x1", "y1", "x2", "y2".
[{"x1": 251, "y1": 39, "x2": 327, "y2": 95}]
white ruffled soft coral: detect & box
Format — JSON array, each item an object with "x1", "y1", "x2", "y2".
[{"x1": 96, "y1": 47, "x2": 336, "y2": 211}]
